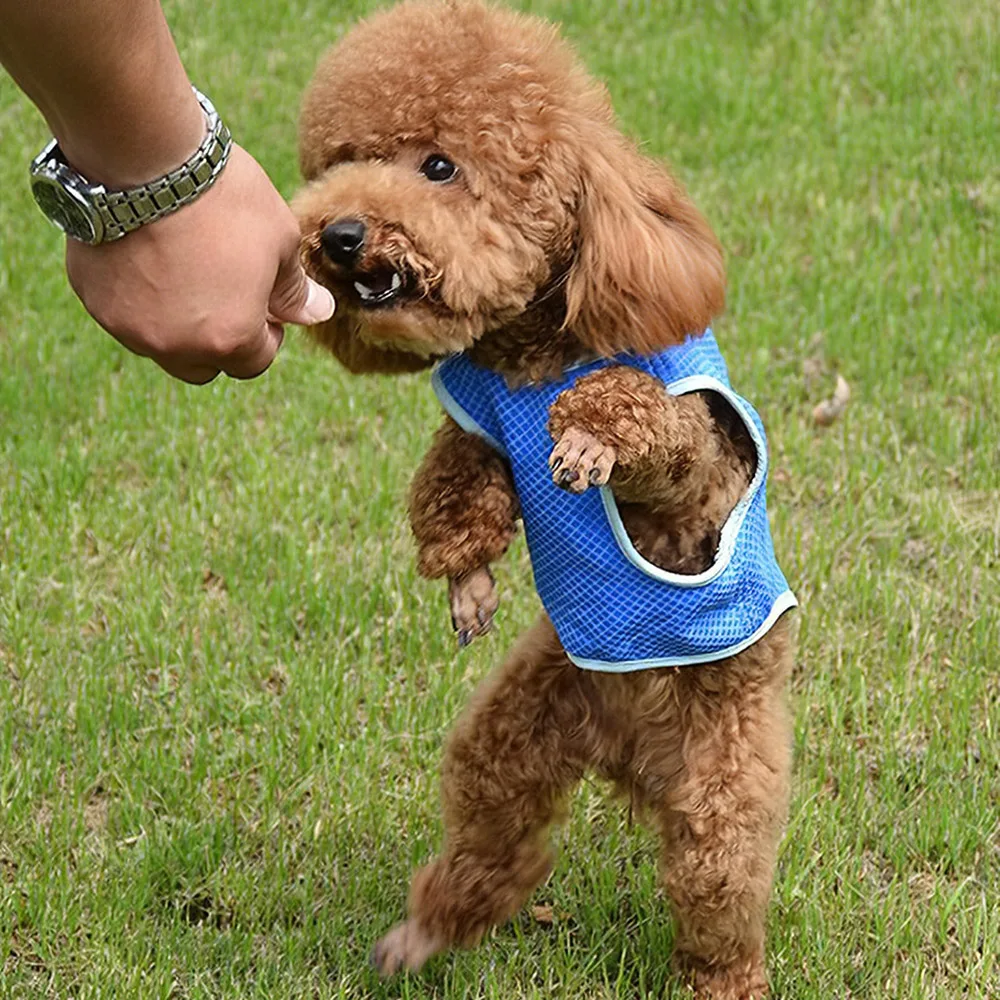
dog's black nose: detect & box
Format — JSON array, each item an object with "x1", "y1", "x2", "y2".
[{"x1": 321, "y1": 219, "x2": 366, "y2": 265}]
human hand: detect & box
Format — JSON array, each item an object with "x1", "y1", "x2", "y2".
[{"x1": 64, "y1": 144, "x2": 335, "y2": 383}]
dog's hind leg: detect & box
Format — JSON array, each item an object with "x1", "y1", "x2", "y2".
[
  {"x1": 372, "y1": 615, "x2": 597, "y2": 975},
  {"x1": 640, "y1": 625, "x2": 793, "y2": 1000}
]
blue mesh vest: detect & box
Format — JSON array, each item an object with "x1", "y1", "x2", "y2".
[{"x1": 431, "y1": 330, "x2": 797, "y2": 672}]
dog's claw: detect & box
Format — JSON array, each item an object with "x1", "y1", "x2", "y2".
[
  {"x1": 449, "y1": 566, "x2": 498, "y2": 647},
  {"x1": 548, "y1": 426, "x2": 617, "y2": 494}
]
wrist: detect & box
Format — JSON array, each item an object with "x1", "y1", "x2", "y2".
[
  {"x1": 31, "y1": 89, "x2": 233, "y2": 246},
  {"x1": 55, "y1": 79, "x2": 205, "y2": 190},
  {"x1": 30, "y1": 2, "x2": 205, "y2": 190},
  {"x1": 0, "y1": 1, "x2": 208, "y2": 187}
]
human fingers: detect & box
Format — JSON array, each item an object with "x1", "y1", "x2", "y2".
[
  {"x1": 267, "y1": 224, "x2": 335, "y2": 326},
  {"x1": 220, "y1": 320, "x2": 285, "y2": 380},
  {"x1": 156, "y1": 359, "x2": 221, "y2": 384}
]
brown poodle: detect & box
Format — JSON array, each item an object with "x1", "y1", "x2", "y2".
[{"x1": 293, "y1": 3, "x2": 797, "y2": 997}]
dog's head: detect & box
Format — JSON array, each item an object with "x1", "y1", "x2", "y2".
[{"x1": 293, "y1": 0, "x2": 725, "y2": 374}]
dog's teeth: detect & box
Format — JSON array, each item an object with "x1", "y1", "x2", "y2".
[{"x1": 353, "y1": 272, "x2": 401, "y2": 302}]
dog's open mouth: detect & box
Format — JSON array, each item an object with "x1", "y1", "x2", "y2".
[{"x1": 352, "y1": 267, "x2": 407, "y2": 309}]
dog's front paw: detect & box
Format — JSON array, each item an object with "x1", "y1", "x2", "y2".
[
  {"x1": 548, "y1": 426, "x2": 617, "y2": 494},
  {"x1": 449, "y1": 566, "x2": 498, "y2": 647},
  {"x1": 371, "y1": 919, "x2": 443, "y2": 977}
]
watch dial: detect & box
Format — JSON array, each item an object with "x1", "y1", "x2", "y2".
[{"x1": 32, "y1": 177, "x2": 96, "y2": 243}]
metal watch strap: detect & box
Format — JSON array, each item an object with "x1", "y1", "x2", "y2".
[{"x1": 91, "y1": 89, "x2": 232, "y2": 242}]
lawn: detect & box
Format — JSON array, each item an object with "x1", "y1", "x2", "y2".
[{"x1": 1, "y1": 0, "x2": 998, "y2": 997}]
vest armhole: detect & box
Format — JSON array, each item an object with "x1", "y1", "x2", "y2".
[
  {"x1": 430, "y1": 364, "x2": 507, "y2": 456},
  {"x1": 599, "y1": 375, "x2": 768, "y2": 589}
]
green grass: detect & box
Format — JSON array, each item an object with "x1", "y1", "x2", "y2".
[{"x1": 1, "y1": 0, "x2": 998, "y2": 996}]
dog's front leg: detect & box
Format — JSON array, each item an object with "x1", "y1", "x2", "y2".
[
  {"x1": 547, "y1": 365, "x2": 751, "y2": 516},
  {"x1": 409, "y1": 416, "x2": 519, "y2": 645}
]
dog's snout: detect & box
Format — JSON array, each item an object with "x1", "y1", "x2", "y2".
[{"x1": 321, "y1": 219, "x2": 367, "y2": 265}]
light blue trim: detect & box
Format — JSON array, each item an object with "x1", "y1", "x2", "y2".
[
  {"x1": 565, "y1": 589, "x2": 798, "y2": 672},
  {"x1": 431, "y1": 363, "x2": 506, "y2": 456},
  {"x1": 599, "y1": 374, "x2": 768, "y2": 589}
]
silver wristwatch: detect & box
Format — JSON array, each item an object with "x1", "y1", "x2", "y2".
[{"x1": 29, "y1": 87, "x2": 232, "y2": 246}]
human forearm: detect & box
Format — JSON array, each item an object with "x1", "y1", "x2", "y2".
[
  {"x1": 0, "y1": 0, "x2": 334, "y2": 384},
  {"x1": 0, "y1": 0, "x2": 203, "y2": 187}
]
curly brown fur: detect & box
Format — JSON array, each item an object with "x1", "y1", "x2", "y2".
[
  {"x1": 293, "y1": 0, "x2": 723, "y2": 372},
  {"x1": 408, "y1": 416, "x2": 520, "y2": 580},
  {"x1": 295, "y1": 4, "x2": 793, "y2": 997},
  {"x1": 375, "y1": 615, "x2": 792, "y2": 1000},
  {"x1": 548, "y1": 367, "x2": 757, "y2": 574}
]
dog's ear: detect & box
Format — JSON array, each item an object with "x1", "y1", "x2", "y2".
[
  {"x1": 310, "y1": 318, "x2": 437, "y2": 374},
  {"x1": 563, "y1": 129, "x2": 725, "y2": 355}
]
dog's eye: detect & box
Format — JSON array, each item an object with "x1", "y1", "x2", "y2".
[{"x1": 420, "y1": 154, "x2": 458, "y2": 183}]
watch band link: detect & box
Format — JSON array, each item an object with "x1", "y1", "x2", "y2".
[{"x1": 92, "y1": 90, "x2": 232, "y2": 242}]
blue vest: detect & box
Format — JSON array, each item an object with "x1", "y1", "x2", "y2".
[{"x1": 431, "y1": 330, "x2": 796, "y2": 672}]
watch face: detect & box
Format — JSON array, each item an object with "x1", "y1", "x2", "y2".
[{"x1": 31, "y1": 174, "x2": 98, "y2": 244}]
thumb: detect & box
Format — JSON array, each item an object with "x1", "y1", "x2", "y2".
[{"x1": 269, "y1": 249, "x2": 336, "y2": 326}]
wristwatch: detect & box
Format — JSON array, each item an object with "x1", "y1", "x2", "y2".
[{"x1": 29, "y1": 87, "x2": 232, "y2": 246}]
